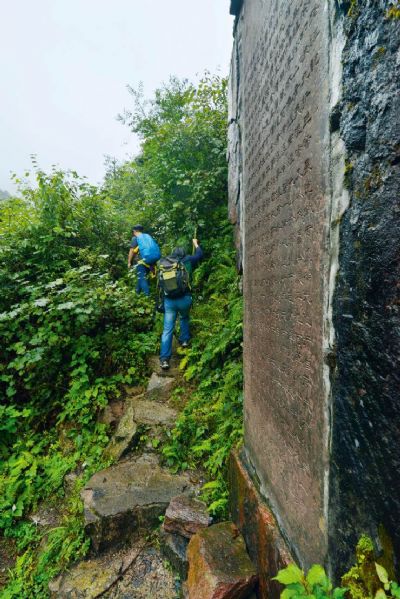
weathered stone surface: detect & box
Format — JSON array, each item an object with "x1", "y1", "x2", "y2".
[
  {"x1": 104, "y1": 544, "x2": 178, "y2": 599},
  {"x1": 164, "y1": 494, "x2": 211, "y2": 539},
  {"x1": 63, "y1": 471, "x2": 79, "y2": 495},
  {"x1": 146, "y1": 372, "x2": 175, "y2": 401},
  {"x1": 160, "y1": 526, "x2": 189, "y2": 580},
  {"x1": 123, "y1": 384, "x2": 145, "y2": 398},
  {"x1": 228, "y1": 0, "x2": 400, "y2": 576},
  {"x1": 329, "y1": 3, "x2": 400, "y2": 576},
  {"x1": 0, "y1": 535, "x2": 16, "y2": 588},
  {"x1": 28, "y1": 504, "x2": 62, "y2": 529},
  {"x1": 104, "y1": 396, "x2": 177, "y2": 460},
  {"x1": 230, "y1": 0, "x2": 331, "y2": 567},
  {"x1": 187, "y1": 522, "x2": 257, "y2": 599},
  {"x1": 229, "y1": 449, "x2": 292, "y2": 599},
  {"x1": 104, "y1": 405, "x2": 138, "y2": 461},
  {"x1": 98, "y1": 398, "x2": 126, "y2": 427},
  {"x1": 132, "y1": 398, "x2": 177, "y2": 427},
  {"x1": 82, "y1": 454, "x2": 192, "y2": 552},
  {"x1": 49, "y1": 547, "x2": 138, "y2": 598}
]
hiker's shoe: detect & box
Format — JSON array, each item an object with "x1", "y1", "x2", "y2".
[
  {"x1": 180, "y1": 341, "x2": 189, "y2": 348},
  {"x1": 160, "y1": 359, "x2": 170, "y2": 370}
]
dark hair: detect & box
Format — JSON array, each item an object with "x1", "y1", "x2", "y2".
[
  {"x1": 171, "y1": 247, "x2": 186, "y2": 260},
  {"x1": 132, "y1": 224, "x2": 144, "y2": 232}
]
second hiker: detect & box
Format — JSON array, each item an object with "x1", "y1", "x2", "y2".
[
  {"x1": 127, "y1": 225, "x2": 161, "y2": 296},
  {"x1": 158, "y1": 239, "x2": 203, "y2": 370}
]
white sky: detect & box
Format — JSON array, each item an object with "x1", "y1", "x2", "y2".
[{"x1": 0, "y1": 0, "x2": 233, "y2": 192}]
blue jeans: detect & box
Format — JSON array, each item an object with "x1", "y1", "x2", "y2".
[
  {"x1": 135, "y1": 264, "x2": 150, "y2": 295},
  {"x1": 160, "y1": 295, "x2": 192, "y2": 360}
]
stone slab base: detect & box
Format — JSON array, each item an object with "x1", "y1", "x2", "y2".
[{"x1": 229, "y1": 449, "x2": 293, "y2": 599}]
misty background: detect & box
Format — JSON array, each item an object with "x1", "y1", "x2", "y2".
[{"x1": 0, "y1": 0, "x2": 233, "y2": 193}]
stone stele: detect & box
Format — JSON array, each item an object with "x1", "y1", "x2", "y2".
[{"x1": 228, "y1": 0, "x2": 400, "y2": 580}]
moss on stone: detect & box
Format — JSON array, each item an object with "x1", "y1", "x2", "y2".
[
  {"x1": 342, "y1": 534, "x2": 397, "y2": 599},
  {"x1": 348, "y1": 0, "x2": 360, "y2": 18},
  {"x1": 364, "y1": 166, "x2": 382, "y2": 192},
  {"x1": 344, "y1": 160, "x2": 354, "y2": 189},
  {"x1": 386, "y1": 2, "x2": 400, "y2": 19},
  {"x1": 342, "y1": 536, "x2": 377, "y2": 599}
]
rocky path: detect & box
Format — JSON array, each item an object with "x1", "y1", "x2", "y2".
[{"x1": 49, "y1": 353, "x2": 258, "y2": 599}]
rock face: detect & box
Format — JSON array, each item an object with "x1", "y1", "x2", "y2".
[
  {"x1": 187, "y1": 522, "x2": 257, "y2": 599},
  {"x1": 132, "y1": 397, "x2": 177, "y2": 427},
  {"x1": 104, "y1": 545, "x2": 178, "y2": 599},
  {"x1": 104, "y1": 396, "x2": 177, "y2": 461},
  {"x1": 49, "y1": 547, "x2": 139, "y2": 598},
  {"x1": 164, "y1": 494, "x2": 211, "y2": 539},
  {"x1": 160, "y1": 526, "x2": 190, "y2": 580},
  {"x1": 104, "y1": 404, "x2": 138, "y2": 461},
  {"x1": 146, "y1": 372, "x2": 175, "y2": 401},
  {"x1": 49, "y1": 542, "x2": 178, "y2": 599},
  {"x1": 329, "y1": 3, "x2": 400, "y2": 575},
  {"x1": 229, "y1": 450, "x2": 291, "y2": 599},
  {"x1": 82, "y1": 454, "x2": 192, "y2": 552},
  {"x1": 228, "y1": 0, "x2": 400, "y2": 577}
]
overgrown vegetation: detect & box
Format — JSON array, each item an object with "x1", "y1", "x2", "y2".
[
  {"x1": 0, "y1": 73, "x2": 243, "y2": 596},
  {"x1": 275, "y1": 537, "x2": 400, "y2": 599}
]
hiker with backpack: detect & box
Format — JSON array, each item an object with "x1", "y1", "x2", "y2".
[
  {"x1": 127, "y1": 225, "x2": 161, "y2": 296},
  {"x1": 158, "y1": 239, "x2": 203, "y2": 370}
]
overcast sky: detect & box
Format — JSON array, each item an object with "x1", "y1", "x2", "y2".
[{"x1": 0, "y1": 1, "x2": 233, "y2": 192}]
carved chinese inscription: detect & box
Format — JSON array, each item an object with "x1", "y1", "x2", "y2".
[{"x1": 241, "y1": 0, "x2": 330, "y2": 564}]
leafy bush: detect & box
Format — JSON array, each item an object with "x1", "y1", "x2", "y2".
[
  {"x1": 0, "y1": 72, "x2": 241, "y2": 595},
  {"x1": 0, "y1": 170, "x2": 156, "y2": 597},
  {"x1": 274, "y1": 537, "x2": 400, "y2": 599},
  {"x1": 273, "y1": 563, "x2": 347, "y2": 599}
]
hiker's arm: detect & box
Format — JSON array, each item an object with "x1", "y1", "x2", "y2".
[
  {"x1": 187, "y1": 241, "x2": 203, "y2": 267},
  {"x1": 127, "y1": 247, "x2": 138, "y2": 268}
]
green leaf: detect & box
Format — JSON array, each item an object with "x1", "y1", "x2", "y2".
[
  {"x1": 333, "y1": 588, "x2": 348, "y2": 599},
  {"x1": 282, "y1": 589, "x2": 298, "y2": 599},
  {"x1": 375, "y1": 564, "x2": 389, "y2": 585},
  {"x1": 390, "y1": 583, "x2": 400, "y2": 599},
  {"x1": 273, "y1": 564, "x2": 304, "y2": 585},
  {"x1": 306, "y1": 565, "x2": 327, "y2": 587},
  {"x1": 375, "y1": 589, "x2": 387, "y2": 599}
]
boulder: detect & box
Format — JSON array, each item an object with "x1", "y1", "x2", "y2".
[
  {"x1": 48, "y1": 546, "x2": 138, "y2": 598},
  {"x1": 104, "y1": 405, "x2": 138, "y2": 461},
  {"x1": 101, "y1": 544, "x2": 178, "y2": 599},
  {"x1": 132, "y1": 398, "x2": 177, "y2": 427},
  {"x1": 146, "y1": 372, "x2": 175, "y2": 401},
  {"x1": 164, "y1": 494, "x2": 211, "y2": 539},
  {"x1": 82, "y1": 454, "x2": 192, "y2": 553},
  {"x1": 63, "y1": 471, "x2": 80, "y2": 495},
  {"x1": 160, "y1": 526, "x2": 189, "y2": 579},
  {"x1": 104, "y1": 396, "x2": 177, "y2": 460},
  {"x1": 187, "y1": 522, "x2": 257, "y2": 599},
  {"x1": 28, "y1": 504, "x2": 61, "y2": 529},
  {"x1": 97, "y1": 397, "x2": 126, "y2": 427}
]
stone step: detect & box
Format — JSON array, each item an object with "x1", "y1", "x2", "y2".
[
  {"x1": 49, "y1": 546, "x2": 139, "y2": 598},
  {"x1": 104, "y1": 396, "x2": 178, "y2": 461},
  {"x1": 164, "y1": 494, "x2": 212, "y2": 539},
  {"x1": 160, "y1": 527, "x2": 189, "y2": 580},
  {"x1": 187, "y1": 522, "x2": 258, "y2": 599},
  {"x1": 146, "y1": 371, "x2": 176, "y2": 400},
  {"x1": 82, "y1": 454, "x2": 193, "y2": 553},
  {"x1": 49, "y1": 540, "x2": 178, "y2": 599}
]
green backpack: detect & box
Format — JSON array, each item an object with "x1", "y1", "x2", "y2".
[{"x1": 158, "y1": 257, "x2": 191, "y2": 298}]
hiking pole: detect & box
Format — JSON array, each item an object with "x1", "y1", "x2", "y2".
[{"x1": 192, "y1": 225, "x2": 198, "y2": 255}]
